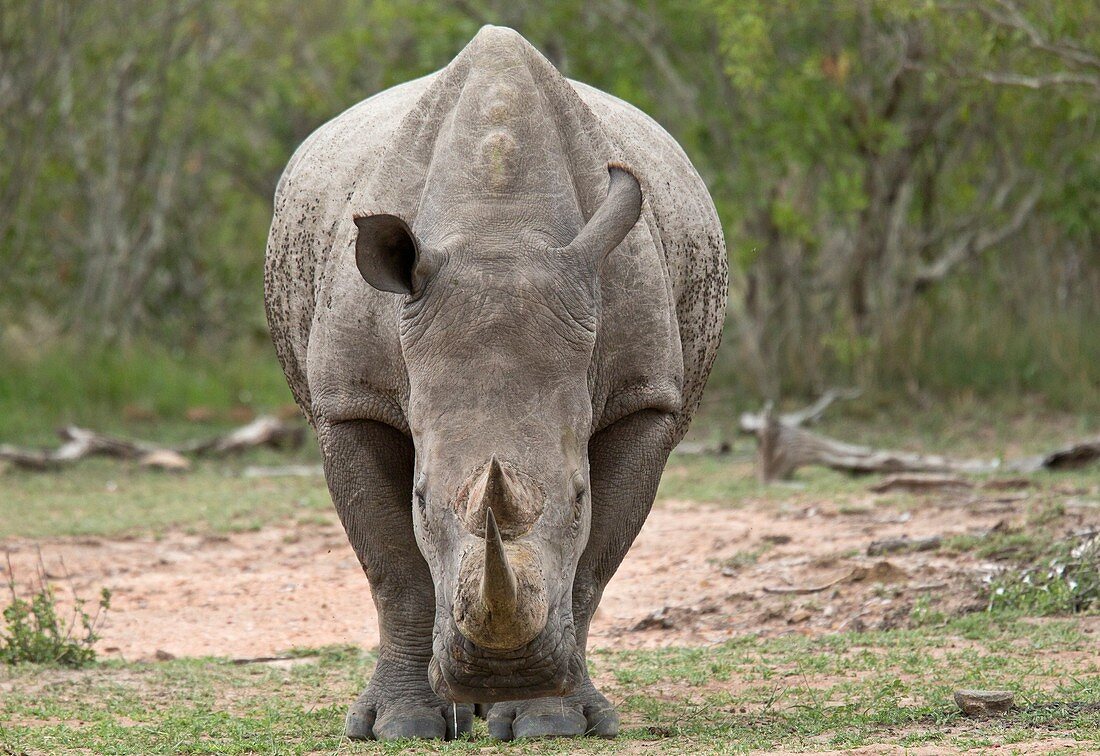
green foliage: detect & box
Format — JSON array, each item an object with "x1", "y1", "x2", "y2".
[
  {"x1": 943, "y1": 529, "x2": 1055, "y2": 563},
  {"x1": 987, "y1": 533, "x2": 1100, "y2": 615},
  {"x1": 0, "y1": 334, "x2": 291, "y2": 443},
  {"x1": 1, "y1": 561, "x2": 111, "y2": 667},
  {"x1": 1, "y1": 0, "x2": 1098, "y2": 413}
]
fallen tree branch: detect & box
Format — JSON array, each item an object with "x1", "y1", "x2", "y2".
[
  {"x1": 0, "y1": 416, "x2": 306, "y2": 472},
  {"x1": 762, "y1": 561, "x2": 908, "y2": 594},
  {"x1": 867, "y1": 536, "x2": 943, "y2": 556},
  {"x1": 755, "y1": 406, "x2": 1000, "y2": 482},
  {"x1": 748, "y1": 402, "x2": 1100, "y2": 483},
  {"x1": 1008, "y1": 437, "x2": 1100, "y2": 473},
  {"x1": 869, "y1": 474, "x2": 973, "y2": 493},
  {"x1": 738, "y1": 389, "x2": 861, "y2": 434},
  {"x1": 181, "y1": 416, "x2": 306, "y2": 456},
  {"x1": 0, "y1": 426, "x2": 163, "y2": 470}
]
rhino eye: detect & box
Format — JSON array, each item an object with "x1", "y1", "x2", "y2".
[{"x1": 414, "y1": 474, "x2": 428, "y2": 512}]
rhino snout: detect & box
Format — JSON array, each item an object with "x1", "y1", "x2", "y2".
[{"x1": 428, "y1": 607, "x2": 582, "y2": 704}]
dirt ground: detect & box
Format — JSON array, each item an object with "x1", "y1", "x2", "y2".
[{"x1": 7, "y1": 477, "x2": 1090, "y2": 662}]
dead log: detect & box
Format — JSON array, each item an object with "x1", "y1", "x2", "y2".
[
  {"x1": 1008, "y1": 437, "x2": 1100, "y2": 473},
  {"x1": 750, "y1": 401, "x2": 1100, "y2": 483},
  {"x1": 0, "y1": 445, "x2": 59, "y2": 471},
  {"x1": 183, "y1": 416, "x2": 305, "y2": 456},
  {"x1": 869, "y1": 474, "x2": 973, "y2": 493},
  {"x1": 0, "y1": 416, "x2": 305, "y2": 472},
  {"x1": 739, "y1": 389, "x2": 861, "y2": 434},
  {"x1": 137, "y1": 449, "x2": 192, "y2": 471},
  {"x1": 755, "y1": 406, "x2": 1000, "y2": 482},
  {"x1": 54, "y1": 425, "x2": 162, "y2": 460},
  {"x1": 0, "y1": 426, "x2": 162, "y2": 470}
]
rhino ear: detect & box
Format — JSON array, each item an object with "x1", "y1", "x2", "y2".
[
  {"x1": 353, "y1": 214, "x2": 438, "y2": 296},
  {"x1": 562, "y1": 164, "x2": 642, "y2": 265}
]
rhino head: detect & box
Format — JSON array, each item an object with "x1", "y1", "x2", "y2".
[{"x1": 351, "y1": 163, "x2": 641, "y2": 702}]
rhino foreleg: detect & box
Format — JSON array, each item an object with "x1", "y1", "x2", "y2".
[
  {"x1": 487, "y1": 409, "x2": 676, "y2": 739},
  {"x1": 319, "y1": 419, "x2": 474, "y2": 741}
]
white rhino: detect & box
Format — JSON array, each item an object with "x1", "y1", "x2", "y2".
[{"x1": 265, "y1": 25, "x2": 727, "y2": 741}]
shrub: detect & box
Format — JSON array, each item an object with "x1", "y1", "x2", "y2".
[
  {"x1": 986, "y1": 532, "x2": 1100, "y2": 615},
  {"x1": 1, "y1": 556, "x2": 111, "y2": 667}
]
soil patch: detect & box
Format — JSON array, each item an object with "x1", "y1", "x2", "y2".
[{"x1": 4, "y1": 487, "x2": 1078, "y2": 660}]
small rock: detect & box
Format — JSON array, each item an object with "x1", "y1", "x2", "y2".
[
  {"x1": 850, "y1": 560, "x2": 908, "y2": 584},
  {"x1": 954, "y1": 689, "x2": 1014, "y2": 716},
  {"x1": 788, "y1": 609, "x2": 811, "y2": 624},
  {"x1": 867, "y1": 536, "x2": 942, "y2": 556},
  {"x1": 631, "y1": 607, "x2": 676, "y2": 631}
]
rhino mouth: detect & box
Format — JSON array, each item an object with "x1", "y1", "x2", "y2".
[{"x1": 428, "y1": 610, "x2": 581, "y2": 703}]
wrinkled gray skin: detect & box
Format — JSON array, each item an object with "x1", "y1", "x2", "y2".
[{"x1": 264, "y1": 26, "x2": 727, "y2": 741}]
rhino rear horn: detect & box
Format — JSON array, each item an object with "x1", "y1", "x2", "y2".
[
  {"x1": 466, "y1": 455, "x2": 532, "y2": 532},
  {"x1": 561, "y1": 163, "x2": 642, "y2": 264}
]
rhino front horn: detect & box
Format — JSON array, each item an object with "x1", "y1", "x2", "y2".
[
  {"x1": 482, "y1": 508, "x2": 518, "y2": 613},
  {"x1": 452, "y1": 508, "x2": 549, "y2": 652}
]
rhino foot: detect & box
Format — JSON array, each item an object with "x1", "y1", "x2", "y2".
[
  {"x1": 345, "y1": 691, "x2": 474, "y2": 741},
  {"x1": 486, "y1": 680, "x2": 618, "y2": 740}
]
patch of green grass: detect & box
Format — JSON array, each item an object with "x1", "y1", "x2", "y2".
[
  {"x1": 715, "y1": 544, "x2": 771, "y2": 573},
  {"x1": 0, "y1": 337, "x2": 293, "y2": 444},
  {"x1": 605, "y1": 616, "x2": 1100, "y2": 751},
  {"x1": 943, "y1": 529, "x2": 1057, "y2": 564},
  {"x1": 940, "y1": 496, "x2": 1079, "y2": 566},
  {"x1": 0, "y1": 618, "x2": 1096, "y2": 754},
  {"x1": 0, "y1": 454, "x2": 329, "y2": 539},
  {"x1": 2, "y1": 437, "x2": 880, "y2": 541},
  {"x1": 658, "y1": 452, "x2": 871, "y2": 505},
  {"x1": 987, "y1": 532, "x2": 1100, "y2": 616}
]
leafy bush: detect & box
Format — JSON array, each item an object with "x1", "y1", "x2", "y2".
[
  {"x1": 1, "y1": 557, "x2": 111, "y2": 667},
  {"x1": 986, "y1": 532, "x2": 1100, "y2": 615}
]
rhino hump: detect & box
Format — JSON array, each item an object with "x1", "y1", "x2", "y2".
[{"x1": 362, "y1": 25, "x2": 616, "y2": 238}]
